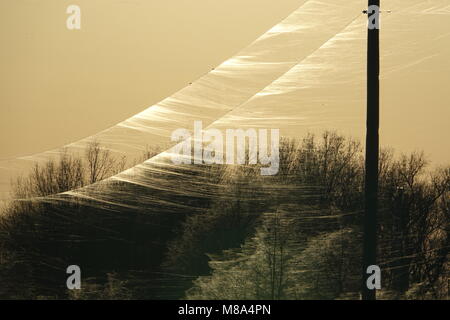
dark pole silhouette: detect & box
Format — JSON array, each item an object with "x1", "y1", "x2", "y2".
[{"x1": 362, "y1": 0, "x2": 380, "y2": 300}]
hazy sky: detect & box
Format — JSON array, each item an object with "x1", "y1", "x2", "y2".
[
  {"x1": 0, "y1": 0, "x2": 302, "y2": 158},
  {"x1": 1, "y1": 0, "x2": 449, "y2": 167}
]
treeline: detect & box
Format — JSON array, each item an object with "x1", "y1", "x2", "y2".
[
  {"x1": 169, "y1": 132, "x2": 449, "y2": 299},
  {"x1": 12, "y1": 141, "x2": 162, "y2": 199},
  {"x1": 0, "y1": 132, "x2": 448, "y2": 299},
  {"x1": 0, "y1": 145, "x2": 223, "y2": 299}
]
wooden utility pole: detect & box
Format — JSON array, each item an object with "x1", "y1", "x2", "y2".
[{"x1": 362, "y1": 0, "x2": 380, "y2": 300}]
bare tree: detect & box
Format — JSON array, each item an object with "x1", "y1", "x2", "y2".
[
  {"x1": 85, "y1": 140, "x2": 124, "y2": 184},
  {"x1": 12, "y1": 150, "x2": 84, "y2": 198},
  {"x1": 11, "y1": 142, "x2": 126, "y2": 199}
]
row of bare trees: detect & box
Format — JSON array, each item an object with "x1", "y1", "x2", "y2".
[{"x1": 11, "y1": 141, "x2": 164, "y2": 199}]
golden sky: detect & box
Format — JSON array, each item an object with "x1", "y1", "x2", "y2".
[
  {"x1": 0, "y1": 0, "x2": 302, "y2": 158},
  {"x1": 1, "y1": 0, "x2": 449, "y2": 167}
]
